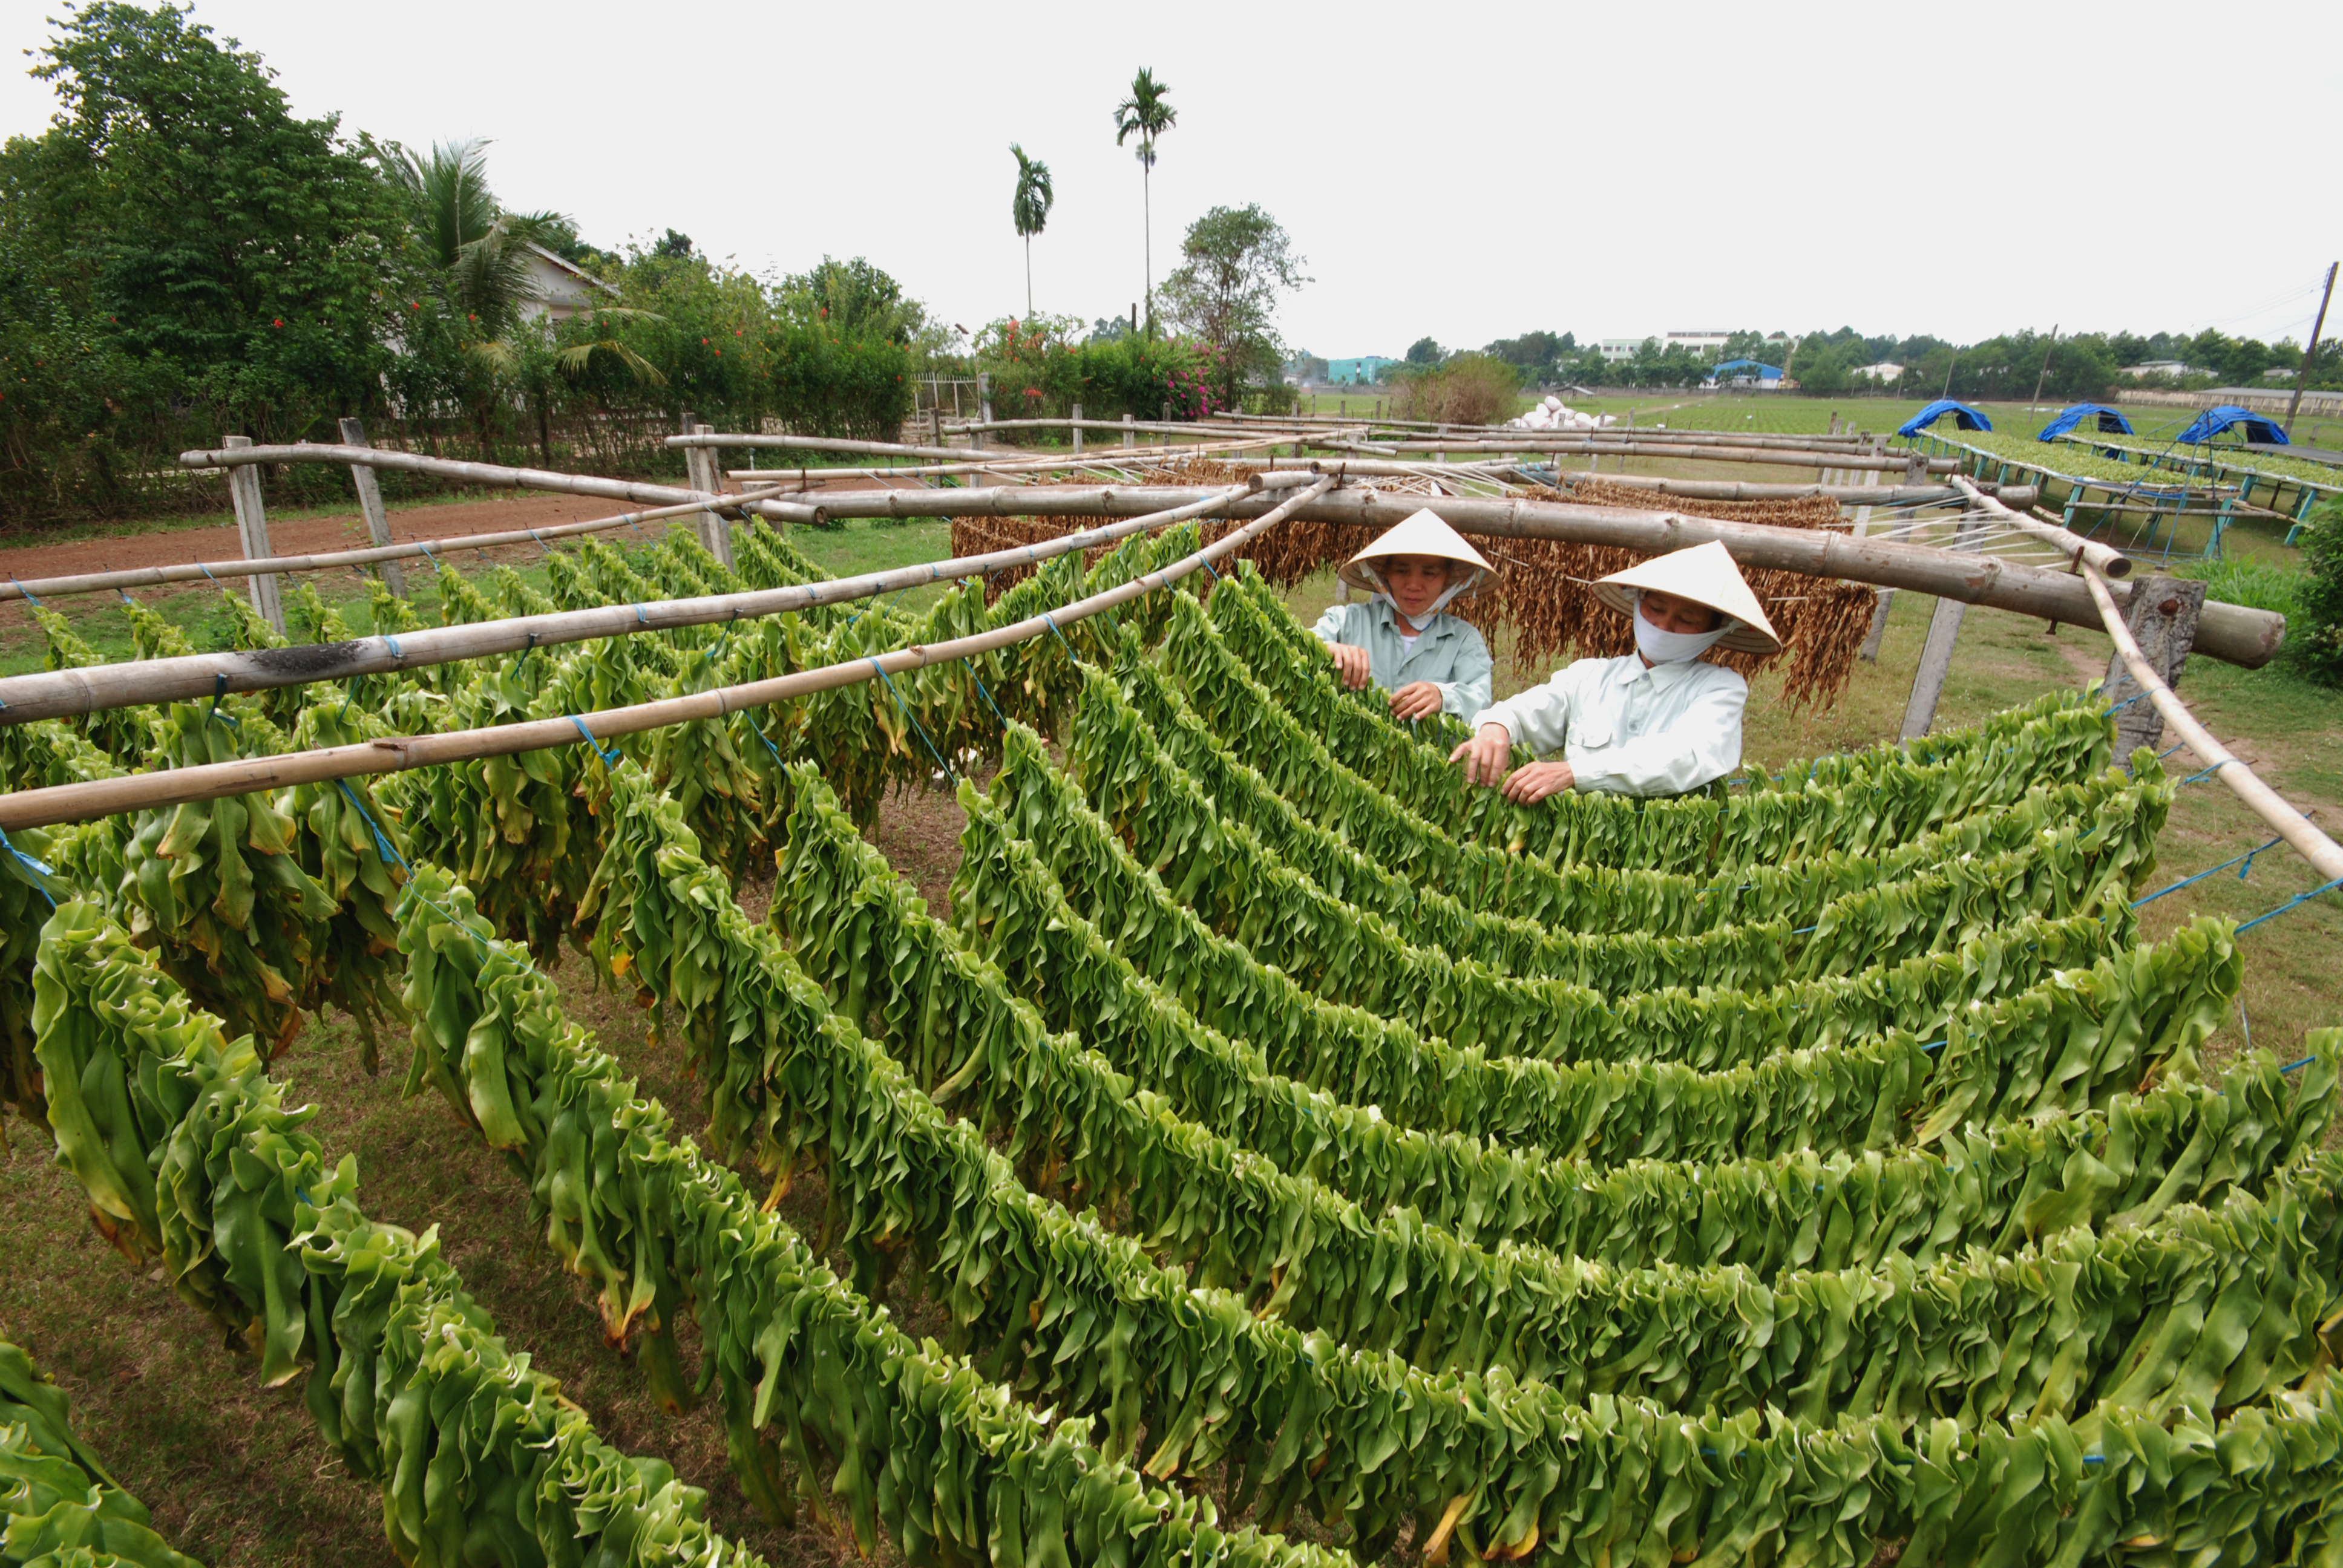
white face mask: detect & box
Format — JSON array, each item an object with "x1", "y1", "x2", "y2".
[
  {"x1": 1631, "y1": 595, "x2": 1732, "y2": 664},
  {"x1": 1362, "y1": 562, "x2": 1481, "y2": 625}
]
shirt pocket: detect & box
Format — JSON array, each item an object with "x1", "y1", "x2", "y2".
[{"x1": 1573, "y1": 713, "x2": 1614, "y2": 750}]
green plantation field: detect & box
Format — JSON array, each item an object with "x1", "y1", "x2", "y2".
[{"x1": 4, "y1": 511, "x2": 2341, "y2": 1568}]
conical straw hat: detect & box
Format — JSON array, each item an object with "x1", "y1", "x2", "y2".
[
  {"x1": 1591, "y1": 540, "x2": 1782, "y2": 655},
  {"x1": 1336, "y1": 509, "x2": 1494, "y2": 598}
]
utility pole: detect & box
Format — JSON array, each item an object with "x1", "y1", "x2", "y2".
[
  {"x1": 2029, "y1": 324, "x2": 2060, "y2": 410},
  {"x1": 2283, "y1": 263, "x2": 2337, "y2": 440},
  {"x1": 1938, "y1": 348, "x2": 1958, "y2": 402}
]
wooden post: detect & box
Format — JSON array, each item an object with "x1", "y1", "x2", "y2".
[
  {"x1": 687, "y1": 422, "x2": 736, "y2": 565},
  {"x1": 978, "y1": 373, "x2": 993, "y2": 426},
  {"x1": 1898, "y1": 511, "x2": 1982, "y2": 737},
  {"x1": 928, "y1": 407, "x2": 943, "y2": 451},
  {"x1": 1070, "y1": 402, "x2": 1084, "y2": 456},
  {"x1": 1437, "y1": 423, "x2": 1449, "y2": 463},
  {"x1": 222, "y1": 435, "x2": 284, "y2": 633},
  {"x1": 1123, "y1": 413, "x2": 1135, "y2": 450},
  {"x1": 338, "y1": 417, "x2": 405, "y2": 600},
  {"x1": 2282, "y1": 263, "x2": 2335, "y2": 440},
  {"x1": 2100, "y1": 575, "x2": 2206, "y2": 754},
  {"x1": 1852, "y1": 500, "x2": 1892, "y2": 662}
]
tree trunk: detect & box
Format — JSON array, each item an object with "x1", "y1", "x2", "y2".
[
  {"x1": 1025, "y1": 237, "x2": 1033, "y2": 320},
  {"x1": 535, "y1": 392, "x2": 552, "y2": 468},
  {"x1": 1142, "y1": 163, "x2": 1152, "y2": 335}
]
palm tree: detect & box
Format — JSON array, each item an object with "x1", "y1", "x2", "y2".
[
  {"x1": 1112, "y1": 68, "x2": 1176, "y2": 333},
  {"x1": 381, "y1": 136, "x2": 662, "y2": 459},
  {"x1": 1009, "y1": 144, "x2": 1054, "y2": 319}
]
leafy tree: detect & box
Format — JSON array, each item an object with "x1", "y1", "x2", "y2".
[
  {"x1": 2, "y1": 1, "x2": 399, "y2": 521},
  {"x1": 1112, "y1": 68, "x2": 1176, "y2": 330},
  {"x1": 1009, "y1": 143, "x2": 1053, "y2": 319},
  {"x1": 1406, "y1": 337, "x2": 1444, "y2": 365},
  {"x1": 2292, "y1": 498, "x2": 2343, "y2": 686},
  {"x1": 654, "y1": 229, "x2": 694, "y2": 260},
  {"x1": 1157, "y1": 204, "x2": 1308, "y2": 409}
]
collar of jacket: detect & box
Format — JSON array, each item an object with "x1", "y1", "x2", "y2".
[{"x1": 1369, "y1": 597, "x2": 1460, "y2": 642}]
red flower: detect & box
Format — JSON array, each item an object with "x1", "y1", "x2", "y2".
[
  {"x1": 273, "y1": 318, "x2": 284, "y2": 327},
  {"x1": 819, "y1": 307, "x2": 828, "y2": 318}
]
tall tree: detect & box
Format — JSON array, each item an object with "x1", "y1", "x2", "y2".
[
  {"x1": 1112, "y1": 68, "x2": 1176, "y2": 332},
  {"x1": 1008, "y1": 143, "x2": 1053, "y2": 319},
  {"x1": 1159, "y1": 204, "x2": 1309, "y2": 410}
]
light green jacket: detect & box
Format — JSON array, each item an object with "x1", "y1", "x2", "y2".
[{"x1": 1309, "y1": 599, "x2": 1493, "y2": 720}]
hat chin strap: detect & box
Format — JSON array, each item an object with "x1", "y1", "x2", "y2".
[{"x1": 1362, "y1": 563, "x2": 1481, "y2": 624}]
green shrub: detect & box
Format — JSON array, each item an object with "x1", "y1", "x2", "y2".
[
  {"x1": 2290, "y1": 500, "x2": 2343, "y2": 685},
  {"x1": 1386, "y1": 353, "x2": 1522, "y2": 425},
  {"x1": 2183, "y1": 555, "x2": 2303, "y2": 620}
]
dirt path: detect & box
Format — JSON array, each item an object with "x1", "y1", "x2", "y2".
[{"x1": 0, "y1": 493, "x2": 625, "y2": 587}]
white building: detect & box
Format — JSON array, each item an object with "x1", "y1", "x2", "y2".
[
  {"x1": 1598, "y1": 338, "x2": 1648, "y2": 364},
  {"x1": 1854, "y1": 362, "x2": 1904, "y2": 383},
  {"x1": 520, "y1": 243, "x2": 620, "y2": 323},
  {"x1": 1665, "y1": 330, "x2": 1732, "y2": 357}
]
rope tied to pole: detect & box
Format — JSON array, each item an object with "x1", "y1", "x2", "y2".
[
  {"x1": 868, "y1": 658, "x2": 958, "y2": 783},
  {"x1": 2178, "y1": 758, "x2": 2237, "y2": 786},
  {"x1": 206, "y1": 672, "x2": 239, "y2": 727},
  {"x1": 2235, "y1": 877, "x2": 2343, "y2": 934},
  {"x1": 962, "y1": 659, "x2": 1010, "y2": 730},
  {"x1": 2133, "y1": 836, "x2": 2285, "y2": 908},
  {"x1": 0, "y1": 825, "x2": 57, "y2": 910},
  {"x1": 568, "y1": 716, "x2": 623, "y2": 767}
]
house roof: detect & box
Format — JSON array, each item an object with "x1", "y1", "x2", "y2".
[{"x1": 523, "y1": 241, "x2": 620, "y2": 296}]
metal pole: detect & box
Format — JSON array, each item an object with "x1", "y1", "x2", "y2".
[{"x1": 2282, "y1": 263, "x2": 2337, "y2": 440}]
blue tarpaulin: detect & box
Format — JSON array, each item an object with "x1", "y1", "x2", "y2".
[
  {"x1": 1706, "y1": 359, "x2": 1781, "y2": 381},
  {"x1": 2175, "y1": 405, "x2": 2290, "y2": 446},
  {"x1": 2035, "y1": 404, "x2": 2135, "y2": 441},
  {"x1": 1896, "y1": 399, "x2": 1992, "y2": 437}
]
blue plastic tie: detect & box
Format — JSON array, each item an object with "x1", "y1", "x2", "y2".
[
  {"x1": 1922, "y1": 1038, "x2": 1946, "y2": 1053},
  {"x1": 0, "y1": 826, "x2": 58, "y2": 910},
  {"x1": 2282, "y1": 1055, "x2": 2318, "y2": 1074},
  {"x1": 384, "y1": 635, "x2": 404, "y2": 663},
  {"x1": 196, "y1": 561, "x2": 221, "y2": 588},
  {"x1": 634, "y1": 604, "x2": 649, "y2": 626},
  {"x1": 1197, "y1": 556, "x2": 1221, "y2": 584},
  {"x1": 744, "y1": 712, "x2": 788, "y2": 768},
  {"x1": 335, "y1": 780, "x2": 410, "y2": 873},
  {"x1": 416, "y1": 541, "x2": 442, "y2": 573},
  {"x1": 2236, "y1": 877, "x2": 2343, "y2": 934},
  {"x1": 206, "y1": 673, "x2": 240, "y2": 727},
  {"x1": 2132, "y1": 836, "x2": 2283, "y2": 908},
  {"x1": 2178, "y1": 758, "x2": 2235, "y2": 787},
  {"x1": 568, "y1": 716, "x2": 623, "y2": 767},
  {"x1": 2102, "y1": 690, "x2": 2149, "y2": 715},
  {"x1": 527, "y1": 528, "x2": 550, "y2": 555},
  {"x1": 870, "y1": 659, "x2": 958, "y2": 782},
  {"x1": 8, "y1": 578, "x2": 41, "y2": 607},
  {"x1": 963, "y1": 659, "x2": 1010, "y2": 730},
  {"x1": 1041, "y1": 613, "x2": 1079, "y2": 661}
]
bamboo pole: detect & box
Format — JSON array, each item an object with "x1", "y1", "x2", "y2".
[
  {"x1": 177, "y1": 443, "x2": 829, "y2": 528},
  {"x1": 1950, "y1": 475, "x2": 2131, "y2": 578},
  {"x1": 1505, "y1": 468, "x2": 2039, "y2": 507},
  {"x1": 0, "y1": 483, "x2": 1285, "y2": 724},
  {"x1": 0, "y1": 486, "x2": 807, "y2": 604},
  {"x1": 1322, "y1": 437, "x2": 1958, "y2": 471},
  {"x1": 0, "y1": 478, "x2": 1339, "y2": 832},
  {"x1": 795, "y1": 483, "x2": 2285, "y2": 667},
  {"x1": 718, "y1": 434, "x2": 1302, "y2": 488},
  {"x1": 2080, "y1": 563, "x2": 2343, "y2": 884}
]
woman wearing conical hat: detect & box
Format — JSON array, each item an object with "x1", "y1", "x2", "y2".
[
  {"x1": 1452, "y1": 541, "x2": 1780, "y2": 801},
  {"x1": 1311, "y1": 509, "x2": 1495, "y2": 722}
]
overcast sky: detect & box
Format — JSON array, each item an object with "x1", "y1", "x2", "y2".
[{"x1": 5, "y1": 0, "x2": 2337, "y2": 359}]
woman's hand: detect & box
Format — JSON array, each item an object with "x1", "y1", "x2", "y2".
[
  {"x1": 1449, "y1": 722, "x2": 1516, "y2": 788},
  {"x1": 1388, "y1": 681, "x2": 1444, "y2": 720},
  {"x1": 1326, "y1": 642, "x2": 1372, "y2": 691},
  {"x1": 1500, "y1": 759, "x2": 1576, "y2": 804}
]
